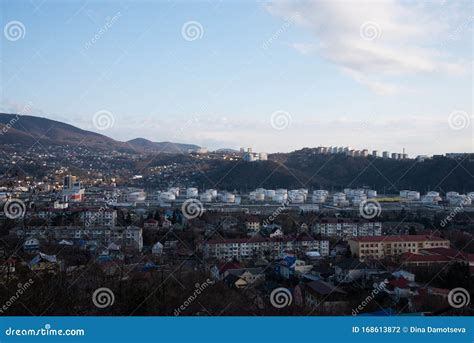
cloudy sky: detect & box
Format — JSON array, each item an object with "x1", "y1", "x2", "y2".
[{"x1": 1, "y1": 0, "x2": 472, "y2": 156}]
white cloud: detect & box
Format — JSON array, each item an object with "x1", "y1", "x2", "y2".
[{"x1": 266, "y1": 0, "x2": 469, "y2": 94}]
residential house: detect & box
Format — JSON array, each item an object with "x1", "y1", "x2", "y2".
[
  {"x1": 152, "y1": 242, "x2": 164, "y2": 256},
  {"x1": 144, "y1": 219, "x2": 160, "y2": 229},
  {"x1": 223, "y1": 268, "x2": 265, "y2": 289},
  {"x1": 23, "y1": 238, "x2": 40, "y2": 252},
  {"x1": 334, "y1": 258, "x2": 369, "y2": 283},
  {"x1": 29, "y1": 253, "x2": 59, "y2": 272},
  {"x1": 305, "y1": 280, "x2": 348, "y2": 308}
]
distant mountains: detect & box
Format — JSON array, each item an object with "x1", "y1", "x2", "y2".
[
  {"x1": 0, "y1": 113, "x2": 200, "y2": 154},
  {"x1": 127, "y1": 138, "x2": 199, "y2": 154},
  {"x1": 1, "y1": 113, "x2": 473, "y2": 193}
]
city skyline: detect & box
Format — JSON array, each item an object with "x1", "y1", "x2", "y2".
[{"x1": 0, "y1": 0, "x2": 473, "y2": 330}]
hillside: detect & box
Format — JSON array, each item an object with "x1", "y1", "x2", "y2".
[
  {"x1": 127, "y1": 138, "x2": 200, "y2": 154},
  {"x1": 193, "y1": 152, "x2": 474, "y2": 193},
  {"x1": 0, "y1": 113, "x2": 199, "y2": 153}
]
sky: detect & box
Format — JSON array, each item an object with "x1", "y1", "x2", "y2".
[{"x1": 0, "y1": 0, "x2": 473, "y2": 156}]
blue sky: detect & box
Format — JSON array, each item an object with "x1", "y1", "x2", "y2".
[{"x1": 1, "y1": 0, "x2": 472, "y2": 155}]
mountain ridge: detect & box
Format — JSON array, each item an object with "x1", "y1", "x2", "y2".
[{"x1": 0, "y1": 113, "x2": 200, "y2": 154}]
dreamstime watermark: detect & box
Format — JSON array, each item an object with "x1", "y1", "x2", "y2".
[
  {"x1": 0, "y1": 102, "x2": 33, "y2": 136},
  {"x1": 448, "y1": 110, "x2": 471, "y2": 130},
  {"x1": 85, "y1": 190, "x2": 121, "y2": 227},
  {"x1": 174, "y1": 278, "x2": 213, "y2": 315},
  {"x1": 181, "y1": 21, "x2": 204, "y2": 41},
  {"x1": 270, "y1": 110, "x2": 292, "y2": 130},
  {"x1": 359, "y1": 199, "x2": 381, "y2": 219},
  {"x1": 3, "y1": 199, "x2": 26, "y2": 220},
  {"x1": 0, "y1": 279, "x2": 34, "y2": 314},
  {"x1": 352, "y1": 279, "x2": 388, "y2": 316},
  {"x1": 261, "y1": 193, "x2": 298, "y2": 228},
  {"x1": 83, "y1": 12, "x2": 122, "y2": 50},
  {"x1": 262, "y1": 13, "x2": 300, "y2": 50},
  {"x1": 440, "y1": 200, "x2": 468, "y2": 228},
  {"x1": 173, "y1": 116, "x2": 199, "y2": 139},
  {"x1": 0, "y1": 115, "x2": 20, "y2": 136},
  {"x1": 445, "y1": 15, "x2": 474, "y2": 43},
  {"x1": 92, "y1": 110, "x2": 115, "y2": 131},
  {"x1": 359, "y1": 21, "x2": 382, "y2": 41},
  {"x1": 5, "y1": 324, "x2": 85, "y2": 337},
  {"x1": 270, "y1": 287, "x2": 292, "y2": 308},
  {"x1": 181, "y1": 198, "x2": 204, "y2": 219},
  {"x1": 4, "y1": 20, "x2": 26, "y2": 41},
  {"x1": 447, "y1": 287, "x2": 470, "y2": 308},
  {"x1": 92, "y1": 287, "x2": 115, "y2": 308}
]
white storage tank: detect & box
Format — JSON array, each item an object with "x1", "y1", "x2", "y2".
[
  {"x1": 265, "y1": 190, "x2": 275, "y2": 199},
  {"x1": 400, "y1": 190, "x2": 410, "y2": 198},
  {"x1": 200, "y1": 193, "x2": 213, "y2": 203},
  {"x1": 333, "y1": 192, "x2": 346, "y2": 204},
  {"x1": 288, "y1": 190, "x2": 300, "y2": 202},
  {"x1": 407, "y1": 191, "x2": 420, "y2": 201},
  {"x1": 160, "y1": 192, "x2": 176, "y2": 201},
  {"x1": 367, "y1": 190, "x2": 377, "y2": 198},
  {"x1": 0, "y1": 192, "x2": 8, "y2": 202},
  {"x1": 352, "y1": 194, "x2": 367, "y2": 206},
  {"x1": 168, "y1": 187, "x2": 180, "y2": 197},
  {"x1": 312, "y1": 194, "x2": 326, "y2": 203},
  {"x1": 299, "y1": 188, "x2": 308, "y2": 195},
  {"x1": 186, "y1": 187, "x2": 199, "y2": 198},
  {"x1": 206, "y1": 189, "x2": 218, "y2": 198},
  {"x1": 352, "y1": 189, "x2": 365, "y2": 197},
  {"x1": 344, "y1": 188, "x2": 353, "y2": 196},
  {"x1": 255, "y1": 192, "x2": 265, "y2": 202},
  {"x1": 291, "y1": 193, "x2": 305, "y2": 204},
  {"x1": 446, "y1": 191, "x2": 459, "y2": 199},
  {"x1": 427, "y1": 191, "x2": 440, "y2": 197},
  {"x1": 249, "y1": 192, "x2": 256, "y2": 201},
  {"x1": 127, "y1": 191, "x2": 146, "y2": 202},
  {"x1": 273, "y1": 194, "x2": 286, "y2": 203},
  {"x1": 223, "y1": 193, "x2": 235, "y2": 203},
  {"x1": 449, "y1": 195, "x2": 471, "y2": 206},
  {"x1": 421, "y1": 195, "x2": 440, "y2": 204}
]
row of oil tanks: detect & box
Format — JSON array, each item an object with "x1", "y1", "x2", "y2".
[
  {"x1": 341, "y1": 188, "x2": 377, "y2": 206},
  {"x1": 157, "y1": 188, "x2": 236, "y2": 203},
  {"x1": 402, "y1": 190, "x2": 474, "y2": 205},
  {"x1": 142, "y1": 187, "x2": 474, "y2": 206},
  {"x1": 248, "y1": 188, "x2": 309, "y2": 204}
]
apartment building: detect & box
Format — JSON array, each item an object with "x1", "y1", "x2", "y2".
[
  {"x1": 245, "y1": 220, "x2": 261, "y2": 237},
  {"x1": 312, "y1": 219, "x2": 382, "y2": 239},
  {"x1": 204, "y1": 234, "x2": 329, "y2": 260},
  {"x1": 33, "y1": 208, "x2": 117, "y2": 227},
  {"x1": 348, "y1": 235, "x2": 450, "y2": 261},
  {"x1": 80, "y1": 208, "x2": 117, "y2": 227},
  {"x1": 13, "y1": 225, "x2": 143, "y2": 252}
]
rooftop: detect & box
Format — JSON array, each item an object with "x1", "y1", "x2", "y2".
[{"x1": 349, "y1": 235, "x2": 448, "y2": 243}]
